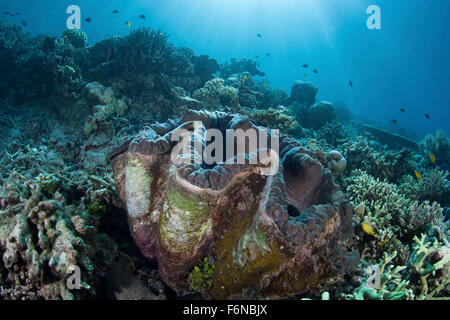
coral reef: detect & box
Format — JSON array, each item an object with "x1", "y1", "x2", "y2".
[
  {"x1": 245, "y1": 106, "x2": 299, "y2": 134},
  {"x1": 193, "y1": 78, "x2": 240, "y2": 112},
  {"x1": 295, "y1": 101, "x2": 337, "y2": 130},
  {"x1": 0, "y1": 19, "x2": 448, "y2": 301},
  {"x1": 409, "y1": 234, "x2": 449, "y2": 299},
  {"x1": 62, "y1": 29, "x2": 87, "y2": 48},
  {"x1": 347, "y1": 251, "x2": 413, "y2": 300},
  {"x1": 289, "y1": 81, "x2": 317, "y2": 107},
  {"x1": 109, "y1": 109, "x2": 358, "y2": 299},
  {"x1": 420, "y1": 130, "x2": 450, "y2": 170},
  {"x1": 220, "y1": 58, "x2": 265, "y2": 79}
]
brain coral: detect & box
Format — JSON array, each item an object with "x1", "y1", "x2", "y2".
[{"x1": 109, "y1": 110, "x2": 358, "y2": 298}]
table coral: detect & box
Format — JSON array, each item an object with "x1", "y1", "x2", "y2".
[{"x1": 109, "y1": 109, "x2": 358, "y2": 298}]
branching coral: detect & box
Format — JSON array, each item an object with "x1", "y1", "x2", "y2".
[
  {"x1": 409, "y1": 234, "x2": 450, "y2": 300},
  {"x1": 417, "y1": 170, "x2": 449, "y2": 204},
  {"x1": 347, "y1": 251, "x2": 413, "y2": 300},
  {"x1": 398, "y1": 201, "x2": 446, "y2": 240},
  {"x1": 342, "y1": 136, "x2": 414, "y2": 183},
  {"x1": 245, "y1": 106, "x2": 299, "y2": 134},
  {"x1": 62, "y1": 29, "x2": 87, "y2": 48},
  {"x1": 420, "y1": 130, "x2": 450, "y2": 170},
  {"x1": 345, "y1": 170, "x2": 412, "y2": 256}
]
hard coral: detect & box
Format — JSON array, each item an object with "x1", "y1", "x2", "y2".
[
  {"x1": 290, "y1": 81, "x2": 317, "y2": 107},
  {"x1": 109, "y1": 109, "x2": 358, "y2": 298},
  {"x1": 62, "y1": 29, "x2": 87, "y2": 48},
  {"x1": 420, "y1": 130, "x2": 450, "y2": 170}
]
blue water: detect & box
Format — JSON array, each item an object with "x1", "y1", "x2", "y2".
[{"x1": 1, "y1": 0, "x2": 449, "y2": 139}]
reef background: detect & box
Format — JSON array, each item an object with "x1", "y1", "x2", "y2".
[
  {"x1": 4, "y1": 0, "x2": 450, "y2": 138},
  {"x1": 0, "y1": 2, "x2": 449, "y2": 300}
]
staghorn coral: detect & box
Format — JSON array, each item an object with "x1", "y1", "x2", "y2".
[
  {"x1": 409, "y1": 234, "x2": 450, "y2": 300},
  {"x1": 347, "y1": 251, "x2": 413, "y2": 300},
  {"x1": 109, "y1": 109, "x2": 358, "y2": 299}
]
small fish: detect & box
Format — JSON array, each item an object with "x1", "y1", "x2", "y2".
[
  {"x1": 113, "y1": 10, "x2": 119, "y2": 13},
  {"x1": 262, "y1": 82, "x2": 269, "y2": 87},
  {"x1": 304, "y1": 74, "x2": 307, "y2": 78},
  {"x1": 125, "y1": 21, "x2": 131, "y2": 27},
  {"x1": 85, "y1": 18, "x2": 92, "y2": 22},
  {"x1": 425, "y1": 114, "x2": 431, "y2": 119},
  {"x1": 361, "y1": 222, "x2": 375, "y2": 236},
  {"x1": 400, "y1": 108, "x2": 406, "y2": 112},
  {"x1": 257, "y1": 33, "x2": 262, "y2": 38},
  {"x1": 21, "y1": 20, "x2": 27, "y2": 27},
  {"x1": 266, "y1": 52, "x2": 271, "y2": 56},
  {"x1": 139, "y1": 14, "x2": 146, "y2": 19},
  {"x1": 63, "y1": 35, "x2": 68, "y2": 39},
  {"x1": 349, "y1": 80, "x2": 353, "y2": 87},
  {"x1": 302, "y1": 64, "x2": 308, "y2": 68},
  {"x1": 242, "y1": 75, "x2": 247, "y2": 80},
  {"x1": 414, "y1": 170, "x2": 422, "y2": 180},
  {"x1": 255, "y1": 55, "x2": 259, "y2": 59},
  {"x1": 313, "y1": 69, "x2": 318, "y2": 74},
  {"x1": 429, "y1": 153, "x2": 436, "y2": 164},
  {"x1": 392, "y1": 119, "x2": 398, "y2": 124},
  {"x1": 3, "y1": 11, "x2": 9, "y2": 15}
]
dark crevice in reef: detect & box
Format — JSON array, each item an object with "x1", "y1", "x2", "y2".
[
  {"x1": 100, "y1": 204, "x2": 149, "y2": 264},
  {"x1": 287, "y1": 203, "x2": 301, "y2": 217}
]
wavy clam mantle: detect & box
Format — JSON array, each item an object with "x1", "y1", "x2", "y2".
[{"x1": 109, "y1": 110, "x2": 359, "y2": 298}]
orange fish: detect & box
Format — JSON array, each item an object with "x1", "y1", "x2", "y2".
[
  {"x1": 414, "y1": 170, "x2": 422, "y2": 180},
  {"x1": 429, "y1": 153, "x2": 436, "y2": 164}
]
